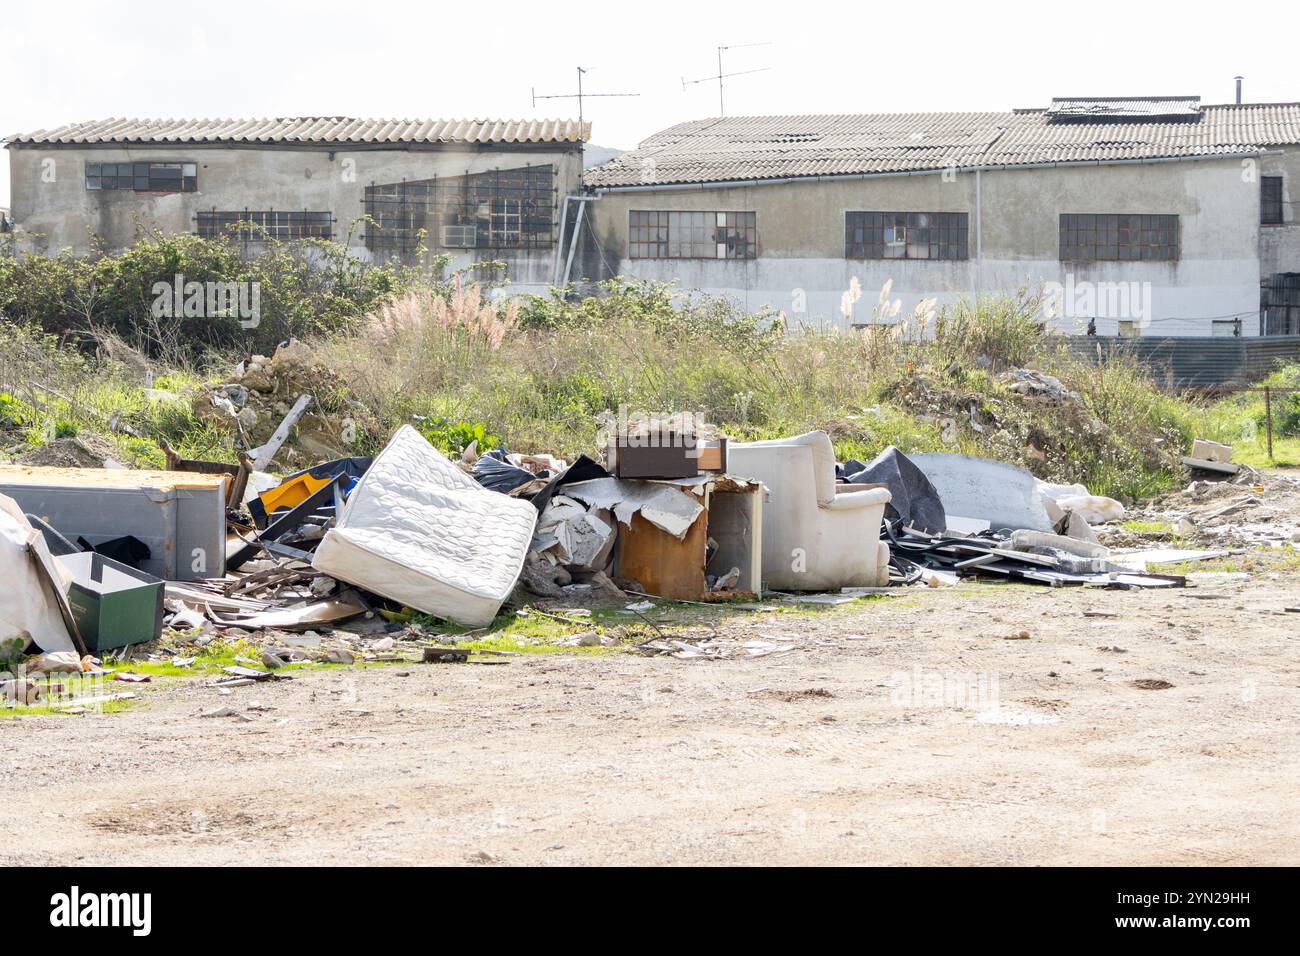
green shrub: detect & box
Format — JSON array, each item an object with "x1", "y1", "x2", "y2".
[
  {"x1": 0, "y1": 226, "x2": 441, "y2": 359},
  {"x1": 413, "y1": 417, "x2": 503, "y2": 456}
]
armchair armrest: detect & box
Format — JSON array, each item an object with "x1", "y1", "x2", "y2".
[{"x1": 824, "y1": 487, "x2": 892, "y2": 512}]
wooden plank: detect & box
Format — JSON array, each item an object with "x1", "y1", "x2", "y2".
[{"x1": 618, "y1": 508, "x2": 708, "y2": 601}]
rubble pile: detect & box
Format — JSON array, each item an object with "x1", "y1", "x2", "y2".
[
  {"x1": 887, "y1": 367, "x2": 1183, "y2": 483},
  {"x1": 1114, "y1": 469, "x2": 1300, "y2": 550},
  {"x1": 194, "y1": 340, "x2": 382, "y2": 468}
]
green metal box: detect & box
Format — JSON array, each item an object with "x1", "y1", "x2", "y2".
[{"x1": 57, "y1": 552, "x2": 164, "y2": 651}]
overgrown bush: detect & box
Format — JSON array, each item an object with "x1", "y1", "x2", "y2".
[
  {"x1": 314, "y1": 280, "x2": 1221, "y2": 501},
  {"x1": 4, "y1": 263, "x2": 1278, "y2": 500},
  {"x1": 0, "y1": 224, "x2": 435, "y2": 360}
]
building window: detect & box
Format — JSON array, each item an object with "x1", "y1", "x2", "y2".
[
  {"x1": 1262, "y1": 176, "x2": 1284, "y2": 225},
  {"x1": 628, "y1": 211, "x2": 756, "y2": 259},
  {"x1": 1117, "y1": 320, "x2": 1140, "y2": 338},
  {"x1": 1261, "y1": 273, "x2": 1300, "y2": 335},
  {"x1": 1059, "y1": 214, "x2": 1178, "y2": 261},
  {"x1": 363, "y1": 165, "x2": 555, "y2": 256},
  {"x1": 845, "y1": 212, "x2": 968, "y2": 260},
  {"x1": 86, "y1": 162, "x2": 197, "y2": 192},
  {"x1": 196, "y1": 210, "x2": 333, "y2": 241}
]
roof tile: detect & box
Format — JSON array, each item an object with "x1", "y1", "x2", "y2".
[
  {"x1": 5, "y1": 117, "x2": 590, "y2": 146},
  {"x1": 585, "y1": 103, "x2": 1300, "y2": 188}
]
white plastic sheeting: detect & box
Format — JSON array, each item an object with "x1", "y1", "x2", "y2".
[
  {"x1": 909, "y1": 453, "x2": 1056, "y2": 532},
  {"x1": 312, "y1": 426, "x2": 537, "y2": 627},
  {"x1": 0, "y1": 494, "x2": 75, "y2": 654},
  {"x1": 562, "y1": 476, "x2": 705, "y2": 539}
]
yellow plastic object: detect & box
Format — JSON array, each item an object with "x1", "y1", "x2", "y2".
[{"x1": 257, "y1": 472, "x2": 333, "y2": 517}]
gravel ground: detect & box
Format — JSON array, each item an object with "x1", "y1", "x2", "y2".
[{"x1": 3, "y1": 574, "x2": 1297, "y2": 866}]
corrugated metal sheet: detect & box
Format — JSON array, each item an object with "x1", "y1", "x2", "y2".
[
  {"x1": 585, "y1": 103, "x2": 1300, "y2": 189},
  {"x1": 5, "y1": 117, "x2": 591, "y2": 146},
  {"x1": 1047, "y1": 97, "x2": 1201, "y2": 119},
  {"x1": 1064, "y1": 336, "x2": 1300, "y2": 388}
]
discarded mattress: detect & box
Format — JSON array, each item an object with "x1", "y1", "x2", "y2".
[
  {"x1": 0, "y1": 494, "x2": 76, "y2": 654},
  {"x1": 312, "y1": 425, "x2": 538, "y2": 627}
]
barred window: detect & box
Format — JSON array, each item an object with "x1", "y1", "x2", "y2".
[
  {"x1": 1059, "y1": 214, "x2": 1178, "y2": 261},
  {"x1": 845, "y1": 212, "x2": 968, "y2": 260},
  {"x1": 196, "y1": 210, "x2": 333, "y2": 241},
  {"x1": 87, "y1": 162, "x2": 197, "y2": 192},
  {"x1": 628, "y1": 211, "x2": 756, "y2": 259},
  {"x1": 1262, "y1": 177, "x2": 1284, "y2": 225},
  {"x1": 363, "y1": 165, "x2": 555, "y2": 257}
]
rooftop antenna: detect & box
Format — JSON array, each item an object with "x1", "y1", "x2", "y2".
[
  {"x1": 681, "y1": 42, "x2": 772, "y2": 117},
  {"x1": 531, "y1": 66, "x2": 639, "y2": 129},
  {"x1": 1234, "y1": 75, "x2": 1244, "y2": 105}
]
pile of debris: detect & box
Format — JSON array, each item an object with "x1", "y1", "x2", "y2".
[
  {"x1": 193, "y1": 340, "x2": 383, "y2": 470},
  {"x1": 1116, "y1": 472, "x2": 1300, "y2": 551},
  {"x1": 4, "y1": 399, "x2": 1261, "y2": 681},
  {"x1": 834, "y1": 445, "x2": 1188, "y2": 588},
  {"x1": 1, "y1": 411, "x2": 742, "y2": 668}
]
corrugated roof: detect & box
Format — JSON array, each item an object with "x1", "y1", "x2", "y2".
[
  {"x1": 4, "y1": 117, "x2": 590, "y2": 146},
  {"x1": 1047, "y1": 96, "x2": 1201, "y2": 119},
  {"x1": 585, "y1": 103, "x2": 1300, "y2": 188}
]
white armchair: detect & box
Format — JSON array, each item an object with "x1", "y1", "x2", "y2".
[{"x1": 729, "y1": 431, "x2": 892, "y2": 590}]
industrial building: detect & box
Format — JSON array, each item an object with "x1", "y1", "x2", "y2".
[
  {"x1": 582, "y1": 97, "x2": 1300, "y2": 336},
  {"x1": 7, "y1": 99, "x2": 1300, "y2": 336},
  {"x1": 4, "y1": 117, "x2": 589, "y2": 293}
]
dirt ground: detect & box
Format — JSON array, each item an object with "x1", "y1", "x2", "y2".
[{"x1": 3, "y1": 575, "x2": 1298, "y2": 866}]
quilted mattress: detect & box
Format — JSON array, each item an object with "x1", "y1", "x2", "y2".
[{"x1": 312, "y1": 425, "x2": 538, "y2": 627}]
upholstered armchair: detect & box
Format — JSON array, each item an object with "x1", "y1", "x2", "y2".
[{"x1": 728, "y1": 431, "x2": 892, "y2": 590}]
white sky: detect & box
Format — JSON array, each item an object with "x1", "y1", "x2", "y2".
[{"x1": 4, "y1": 0, "x2": 1298, "y2": 209}]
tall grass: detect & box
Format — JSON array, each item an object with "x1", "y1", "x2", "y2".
[
  {"x1": 5, "y1": 277, "x2": 1282, "y2": 500},
  {"x1": 314, "y1": 281, "x2": 1224, "y2": 501}
]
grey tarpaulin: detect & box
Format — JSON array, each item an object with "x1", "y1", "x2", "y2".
[{"x1": 843, "y1": 446, "x2": 946, "y2": 534}]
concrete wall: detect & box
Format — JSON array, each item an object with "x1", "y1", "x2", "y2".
[
  {"x1": 585, "y1": 156, "x2": 1263, "y2": 336},
  {"x1": 6, "y1": 143, "x2": 584, "y2": 293},
  {"x1": 1260, "y1": 144, "x2": 1300, "y2": 278}
]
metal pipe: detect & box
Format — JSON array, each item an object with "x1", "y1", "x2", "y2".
[
  {"x1": 552, "y1": 194, "x2": 572, "y2": 286},
  {"x1": 561, "y1": 198, "x2": 591, "y2": 287},
  {"x1": 1266, "y1": 386, "x2": 1274, "y2": 459},
  {"x1": 1235, "y1": 76, "x2": 1244, "y2": 105}
]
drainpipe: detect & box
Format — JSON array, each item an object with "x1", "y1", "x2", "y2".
[
  {"x1": 552, "y1": 195, "x2": 572, "y2": 287},
  {"x1": 555, "y1": 195, "x2": 600, "y2": 288},
  {"x1": 975, "y1": 166, "x2": 983, "y2": 287},
  {"x1": 1235, "y1": 76, "x2": 1243, "y2": 105},
  {"x1": 561, "y1": 199, "x2": 586, "y2": 288}
]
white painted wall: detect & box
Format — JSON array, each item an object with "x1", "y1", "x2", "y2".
[{"x1": 587, "y1": 156, "x2": 1264, "y2": 336}]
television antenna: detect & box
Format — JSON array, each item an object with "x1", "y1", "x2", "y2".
[
  {"x1": 681, "y1": 42, "x2": 772, "y2": 116},
  {"x1": 531, "y1": 66, "x2": 639, "y2": 128}
]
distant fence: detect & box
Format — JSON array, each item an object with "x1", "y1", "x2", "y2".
[{"x1": 1062, "y1": 335, "x2": 1300, "y2": 388}]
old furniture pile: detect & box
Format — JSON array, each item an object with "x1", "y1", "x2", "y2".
[{"x1": 3, "y1": 402, "x2": 1231, "y2": 664}]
